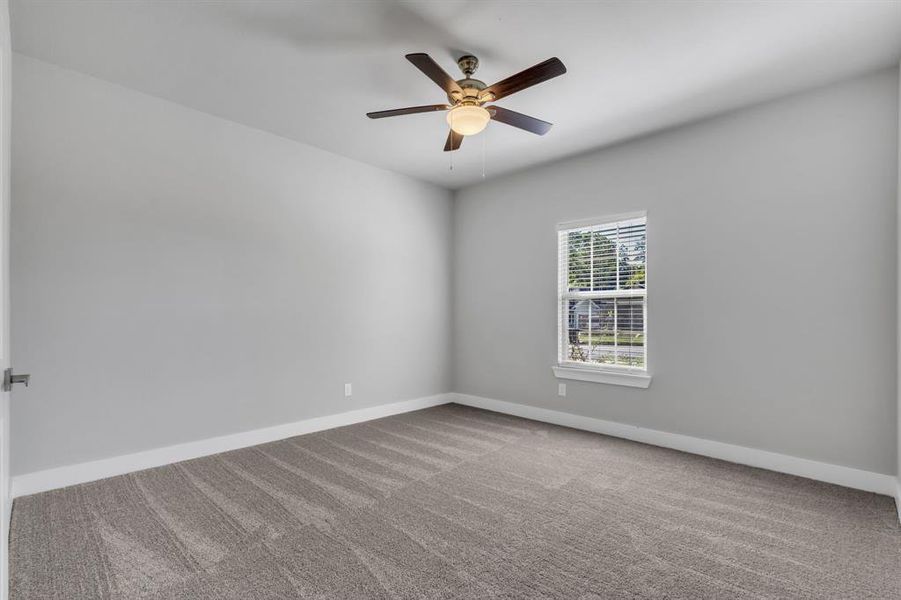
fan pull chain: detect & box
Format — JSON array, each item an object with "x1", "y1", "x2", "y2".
[
  {"x1": 448, "y1": 110, "x2": 455, "y2": 171},
  {"x1": 482, "y1": 124, "x2": 487, "y2": 178}
]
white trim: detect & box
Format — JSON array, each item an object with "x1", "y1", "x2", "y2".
[
  {"x1": 11, "y1": 394, "x2": 453, "y2": 498},
  {"x1": 553, "y1": 365, "x2": 651, "y2": 388},
  {"x1": 896, "y1": 59, "x2": 901, "y2": 526},
  {"x1": 452, "y1": 393, "x2": 896, "y2": 496},
  {"x1": 895, "y1": 480, "x2": 901, "y2": 524},
  {"x1": 557, "y1": 210, "x2": 647, "y2": 231}
]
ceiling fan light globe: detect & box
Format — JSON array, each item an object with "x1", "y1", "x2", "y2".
[{"x1": 446, "y1": 105, "x2": 490, "y2": 136}]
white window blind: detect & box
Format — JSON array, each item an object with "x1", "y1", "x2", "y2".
[{"x1": 557, "y1": 212, "x2": 647, "y2": 371}]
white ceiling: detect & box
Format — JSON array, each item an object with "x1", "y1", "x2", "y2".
[{"x1": 10, "y1": 0, "x2": 901, "y2": 190}]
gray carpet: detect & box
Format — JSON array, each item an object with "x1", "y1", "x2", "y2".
[{"x1": 9, "y1": 403, "x2": 901, "y2": 599}]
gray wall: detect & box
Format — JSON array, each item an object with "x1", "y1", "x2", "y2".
[
  {"x1": 10, "y1": 53, "x2": 900, "y2": 480},
  {"x1": 10, "y1": 55, "x2": 453, "y2": 475},
  {"x1": 454, "y1": 68, "x2": 899, "y2": 475}
]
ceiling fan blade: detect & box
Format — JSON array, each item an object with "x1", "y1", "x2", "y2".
[
  {"x1": 406, "y1": 53, "x2": 463, "y2": 96},
  {"x1": 367, "y1": 104, "x2": 449, "y2": 119},
  {"x1": 481, "y1": 57, "x2": 566, "y2": 102},
  {"x1": 488, "y1": 106, "x2": 553, "y2": 135},
  {"x1": 444, "y1": 130, "x2": 463, "y2": 152}
]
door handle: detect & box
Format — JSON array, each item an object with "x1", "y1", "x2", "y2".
[{"x1": 2, "y1": 368, "x2": 30, "y2": 392}]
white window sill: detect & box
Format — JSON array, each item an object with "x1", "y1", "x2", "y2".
[{"x1": 552, "y1": 365, "x2": 652, "y2": 388}]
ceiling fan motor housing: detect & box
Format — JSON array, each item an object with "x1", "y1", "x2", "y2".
[
  {"x1": 449, "y1": 55, "x2": 491, "y2": 105},
  {"x1": 449, "y1": 78, "x2": 487, "y2": 105}
]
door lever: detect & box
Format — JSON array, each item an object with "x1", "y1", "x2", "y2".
[{"x1": 3, "y1": 368, "x2": 30, "y2": 392}]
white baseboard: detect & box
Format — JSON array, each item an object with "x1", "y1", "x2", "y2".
[
  {"x1": 453, "y1": 393, "x2": 898, "y2": 497},
  {"x1": 895, "y1": 481, "x2": 901, "y2": 523},
  {"x1": 11, "y1": 393, "x2": 453, "y2": 498},
  {"x1": 13, "y1": 392, "x2": 899, "y2": 512}
]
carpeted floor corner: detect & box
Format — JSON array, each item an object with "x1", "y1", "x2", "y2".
[{"x1": 9, "y1": 403, "x2": 901, "y2": 599}]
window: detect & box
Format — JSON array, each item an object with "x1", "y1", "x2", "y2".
[{"x1": 554, "y1": 212, "x2": 650, "y2": 388}]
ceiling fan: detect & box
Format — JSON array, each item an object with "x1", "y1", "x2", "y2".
[{"x1": 367, "y1": 53, "x2": 566, "y2": 151}]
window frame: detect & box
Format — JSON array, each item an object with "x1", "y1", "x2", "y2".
[{"x1": 554, "y1": 211, "x2": 651, "y2": 388}]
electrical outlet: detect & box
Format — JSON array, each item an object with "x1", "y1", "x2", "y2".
[
  {"x1": 344, "y1": 383, "x2": 352, "y2": 397},
  {"x1": 558, "y1": 383, "x2": 566, "y2": 397}
]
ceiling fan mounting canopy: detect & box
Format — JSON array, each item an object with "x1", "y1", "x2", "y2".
[
  {"x1": 366, "y1": 52, "x2": 566, "y2": 151},
  {"x1": 457, "y1": 55, "x2": 480, "y2": 77}
]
